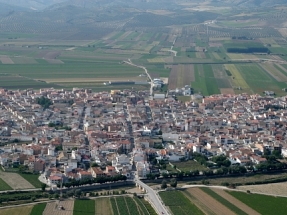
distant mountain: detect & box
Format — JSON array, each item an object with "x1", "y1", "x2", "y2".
[
  {"x1": 0, "y1": 2, "x2": 30, "y2": 15},
  {"x1": 0, "y1": 0, "x2": 67, "y2": 10}
]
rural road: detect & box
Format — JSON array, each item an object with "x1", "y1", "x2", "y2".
[
  {"x1": 230, "y1": 58, "x2": 287, "y2": 64},
  {"x1": 168, "y1": 38, "x2": 177, "y2": 56},
  {"x1": 135, "y1": 178, "x2": 171, "y2": 215},
  {"x1": 123, "y1": 59, "x2": 153, "y2": 96}
]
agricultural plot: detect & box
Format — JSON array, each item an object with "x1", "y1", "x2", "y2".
[
  {"x1": 228, "y1": 190, "x2": 287, "y2": 215},
  {"x1": 159, "y1": 190, "x2": 204, "y2": 215},
  {"x1": 0, "y1": 171, "x2": 34, "y2": 190},
  {"x1": 224, "y1": 64, "x2": 251, "y2": 94},
  {"x1": 168, "y1": 64, "x2": 194, "y2": 89},
  {"x1": 259, "y1": 63, "x2": 287, "y2": 82},
  {"x1": 73, "y1": 199, "x2": 95, "y2": 215},
  {"x1": 0, "y1": 75, "x2": 57, "y2": 89},
  {"x1": 185, "y1": 188, "x2": 235, "y2": 215},
  {"x1": 237, "y1": 63, "x2": 287, "y2": 95},
  {"x1": 0, "y1": 55, "x2": 14, "y2": 64},
  {"x1": 30, "y1": 203, "x2": 47, "y2": 215},
  {"x1": 0, "y1": 205, "x2": 33, "y2": 215},
  {"x1": 171, "y1": 160, "x2": 208, "y2": 172},
  {"x1": 200, "y1": 188, "x2": 248, "y2": 215},
  {"x1": 18, "y1": 173, "x2": 42, "y2": 188},
  {"x1": 95, "y1": 198, "x2": 113, "y2": 215},
  {"x1": 0, "y1": 177, "x2": 12, "y2": 191},
  {"x1": 211, "y1": 189, "x2": 260, "y2": 215},
  {"x1": 43, "y1": 200, "x2": 74, "y2": 215}
]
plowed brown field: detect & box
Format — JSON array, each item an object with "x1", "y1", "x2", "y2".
[
  {"x1": 187, "y1": 188, "x2": 236, "y2": 215},
  {"x1": 211, "y1": 188, "x2": 260, "y2": 215}
]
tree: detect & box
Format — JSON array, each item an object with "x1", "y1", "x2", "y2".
[
  {"x1": 170, "y1": 178, "x2": 177, "y2": 188},
  {"x1": 41, "y1": 183, "x2": 47, "y2": 192},
  {"x1": 75, "y1": 189, "x2": 82, "y2": 198},
  {"x1": 161, "y1": 180, "x2": 168, "y2": 189},
  {"x1": 91, "y1": 163, "x2": 99, "y2": 167},
  {"x1": 36, "y1": 96, "x2": 52, "y2": 109}
]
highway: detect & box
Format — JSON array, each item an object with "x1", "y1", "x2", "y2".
[{"x1": 135, "y1": 178, "x2": 170, "y2": 215}]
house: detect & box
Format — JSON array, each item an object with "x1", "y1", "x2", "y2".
[
  {"x1": 34, "y1": 158, "x2": 45, "y2": 172},
  {"x1": 89, "y1": 167, "x2": 106, "y2": 178},
  {"x1": 48, "y1": 175, "x2": 62, "y2": 185}
]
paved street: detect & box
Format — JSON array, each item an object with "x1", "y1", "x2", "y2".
[{"x1": 135, "y1": 179, "x2": 170, "y2": 215}]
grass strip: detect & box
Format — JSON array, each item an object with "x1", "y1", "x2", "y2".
[
  {"x1": 0, "y1": 178, "x2": 12, "y2": 191},
  {"x1": 30, "y1": 203, "x2": 46, "y2": 215},
  {"x1": 228, "y1": 191, "x2": 287, "y2": 215}
]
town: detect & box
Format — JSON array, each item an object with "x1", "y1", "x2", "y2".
[{"x1": 1, "y1": 86, "x2": 287, "y2": 191}]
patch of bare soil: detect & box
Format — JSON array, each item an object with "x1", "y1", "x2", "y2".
[
  {"x1": 43, "y1": 200, "x2": 74, "y2": 215},
  {"x1": 237, "y1": 182, "x2": 287, "y2": 197},
  {"x1": 187, "y1": 188, "x2": 236, "y2": 215},
  {"x1": 211, "y1": 188, "x2": 260, "y2": 215}
]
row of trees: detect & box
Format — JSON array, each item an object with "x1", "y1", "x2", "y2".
[
  {"x1": 60, "y1": 175, "x2": 127, "y2": 188},
  {"x1": 161, "y1": 178, "x2": 177, "y2": 189}
]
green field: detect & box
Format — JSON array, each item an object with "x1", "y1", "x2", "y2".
[
  {"x1": 171, "y1": 160, "x2": 208, "y2": 172},
  {"x1": 200, "y1": 188, "x2": 247, "y2": 215},
  {"x1": 0, "y1": 178, "x2": 12, "y2": 191},
  {"x1": 159, "y1": 190, "x2": 204, "y2": 215},
  {"x1": 73, "y1": 199, "x2": 95, "y2": 215},
  {"x1": 228, "y1": 191, "x2": 287, "y2": 215},
  {"x1": 30, "y1": 203, "x2": 47, "y2": 215},
  {"x1": 0, "y1": 4, "x2": 286, "y2": 95},
  {"x1": 18, "y1": 173, "x2": 42, "y2": 188}
]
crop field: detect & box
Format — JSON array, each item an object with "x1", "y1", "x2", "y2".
[
  {"x1": 73, "y1": 199, "x2": 95, "y2": 215},
  {"x1": 168, "y1": 64, "x2": 194, "y2": 89},
  {"x1": 0, "y1": 5, "x2": 287, "y2": 95},
  {"x1": 228, "y1": 190, "x2": 287, "y2": 215},
  {"x1": 18, "y1": 173, "x2": 42, "y2": 188},
  {"x1": 95, "y1": 198, "x2": 113, "y2": 215},
  {"x1": 159, "y1": 190, "x2": 204, "y2": 215},
  {"x1": 110, "y1": 196, "x2": 147, "y2": 215},
  {"x1": 0, "y1": 171, "x2": 34, "y2": 190},
  {"x1": 30, "y1": 203, "x2": 47, "y2": 215},
  {"x1": 183, "y1": 187, "x2": 264, "y2": 215},
  {"x1": 224, "y1": 64, "x2": 251, "y2": 94},
  {"x1": 171, "y1": 160, "x2": 208, "y2": 172},
  {"x1": 0, "y1": 205, "x2": 33, "y2": 215},
  {"x1": 237, "y1": 64, "x2": 287, "y2": 95},
  {"x1": 200, "y1": 188, "x2": 247, "y2": 215},
  {"x1": 191, "y1": 64, "x2": 221, "y2": 95},
  {"x1": 0, "y1": 178, "x2": 12, "y2": 191},
  {"x1": 184, "y1": 188, "x2": 236, "y2": 215},
  {"x1": 43, "y1": 200, "x2": 74, "y2": 215}
]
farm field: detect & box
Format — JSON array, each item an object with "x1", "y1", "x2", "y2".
[
  {"x1": 237, "y1": 182, "x2": 287, "y2": 196},
  {"x1": 0, "y1": 171, "x2": 34, "y2": 190},
  {"x1": 0, "y1": 178, "x2": 12, "y2": 191},
  {"x1": 171, "y1": 160, "x2": 208, "y2": 172},
  {"x1": 43, "y1": 200, "x2": 74, "y2": 215},
  {"x1": 0, "y1": 205, "x2": 33, "y2": 215},
  {"x1": 30, "y1": 203, "x2": 47, "y2": 215},
  {"x1": 18, "y1": 173, "x2": 42, "y2": 188},
  {"x1": 168, "y1": 64, "x2": 194, "y2": 90},
  {"x1": 191, "y1": 64, "x2": 220, "y2": 95},
  {"x1": 0, "y1": 5, "x2": 286, "y2": 95},
  {"x1": 228, "y1": 190, "x2": 287, "y2": 215},
  {"x1": 73, "y1": 199, "x2": 95, "y2": 215},
  {"x1": 159, "y1": 190, "x2": 204, "y2": 215},
  {"x1": 199, "y1": 188, "x2": 248, "y2": 215},
  {"x1": 184, "y1": 188, "x2": 236, "y2": 215},
  {"x1": 95, "y1": 198, "x2": 113, "y2": 215}
]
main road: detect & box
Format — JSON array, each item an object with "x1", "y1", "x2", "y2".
[{"x1": 135, "y1": 178, "x2": 170, "y2": 215}]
